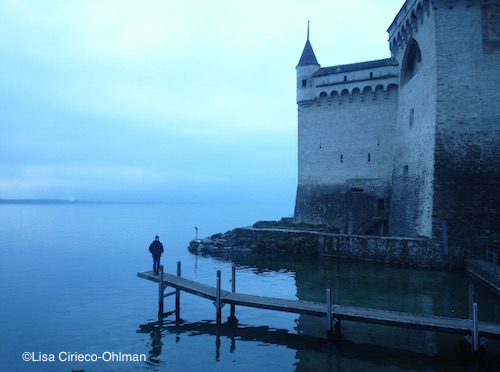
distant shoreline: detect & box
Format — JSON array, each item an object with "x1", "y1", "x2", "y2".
[
  {"x1": 0, "y1": 199, "x2": 174, "y2": 205},
  {"x1": 0, "y1": 198, "x2": 82, "y2": 205}
]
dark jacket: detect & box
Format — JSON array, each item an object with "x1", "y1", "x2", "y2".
[{"x1": 149, "y1": 240, "x2": 164, "y2": 258}]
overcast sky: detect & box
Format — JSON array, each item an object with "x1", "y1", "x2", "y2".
[{"x1": 0, "y1": 0, "x2": 404, "y2": 204}]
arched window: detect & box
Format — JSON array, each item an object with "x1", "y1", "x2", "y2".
[
  {"x1": 318, "y1": 92, "x2": 328, "y2": 106},
  {"x1": 402, "y1": 39, "x2": 422, "y2": 84}
]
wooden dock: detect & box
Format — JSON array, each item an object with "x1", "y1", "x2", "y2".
[
  {"x1": 138, "y1": 269, "x2": 326, "y2": 316},
  {"x1": 137, "y1": 263, "x2": 500, "y2": 351}
]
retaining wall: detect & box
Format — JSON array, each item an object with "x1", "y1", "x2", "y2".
[{"x1": 189, "y1": 227, "x2": 465, "y2": 269}]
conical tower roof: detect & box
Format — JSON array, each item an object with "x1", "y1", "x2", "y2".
[{"x1": 297, "y1": 22, "x2": 319, "y2": 67}]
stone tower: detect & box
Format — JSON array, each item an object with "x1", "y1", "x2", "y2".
[
  {"x1": 294, "y1": 0, "x2": 500, "y2": 252},
  {"x1": 294, "y1": 25, "x2": 399, "y2": 235},
  {"x1": 388, "y1": 0, "x2": 500, "y2": 250}
]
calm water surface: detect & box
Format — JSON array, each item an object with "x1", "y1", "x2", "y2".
[{"x1": 1, "y1": 203, "x2": 499, "y2": 371}]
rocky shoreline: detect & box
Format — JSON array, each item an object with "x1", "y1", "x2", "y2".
[
  {"x1": 188, "y1": 231, "x2": 253, "y2": 255},
  {"x1": 188, "y1": 222, "x2": 466, "y2": 269},
  {"x1": 188, "y1": 222, "x2": 500, "y2": 295},
  {"x1": 188, "y1": 219, "x2": 332, "y2": 255}
]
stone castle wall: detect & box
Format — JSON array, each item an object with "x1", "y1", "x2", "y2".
[
  {"x1": 297, "y1": 85, "x2": 398, "y2": 185},
  {"x1": 295, "y1": 75, "x2": 398, "y2": 233},
  {"x1": 294, "y1": 0, "x2": 500, "y2": 252},
  {"x1": 391, "y1": 0, "x2": 500, "y2": 248},
  {"x1": 432, "y1": 1, "x2": 500, "y2": 249},
  {"x1": 390, "y1": 0, "x2": 437, "y2": 238}
]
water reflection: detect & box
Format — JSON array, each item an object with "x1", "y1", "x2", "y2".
[
  {"x1": 138, "y1": 250, "x2": 500, "y2": 370},
  {"x1": 137, "y1": 315, "x2": 325, "y2": 356},
  {"x1": 137, "y1": 313, "x2": 500, "y2": 371},
  {"x1": 181, "y1": 251, "x2": 500, "y2": 369},
  {"x1": 205, "y1": 251, "x2": 500, "y2": 321},
  {"x1": 148, "y1": 322, "x2": 163, "y2": 363}
]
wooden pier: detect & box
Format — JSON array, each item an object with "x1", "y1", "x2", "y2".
[{"x1": 137, "y1": 262, "x2": 500, "y2": 351}]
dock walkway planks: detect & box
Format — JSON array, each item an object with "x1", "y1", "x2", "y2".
[
  {"x1": 137, "y1": 269, "x2": 500, "y2": 341},
  {"x1": 138, "y1": 270, "x2": 326, "y2": 316},
  {"x1": 138, "y1": 270, "x2": 230, "y2": 301}
]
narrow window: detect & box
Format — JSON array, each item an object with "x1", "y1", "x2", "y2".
[
  {"x1": 404, "y1": 165, "x2": 409, "y2": 173},
  {"x1": 340, "y1": 154, "x2": 344, "y2": 163},
  {"x1": 409, "y1": 108, "x2": 414, "y2": 126},
  {"x1": 302, "y1": 79, "x2": 307, "y2": 87},
  {"x1": 368, "y1": 153, "x2": 371, "y2": 162},
  {"x1": 343, "y1": 76, "x2": 347, "y2": 82},
  {"x1": 378, "y1": 199, "x2": 385, "y2": 211},
  {"x1": 370, "y1": 72, "x2": 373, "y2": 78}
]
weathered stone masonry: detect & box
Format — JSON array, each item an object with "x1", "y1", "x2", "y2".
[
  {"x1": 294, "y1": 0, "x2": 500, "y2": 253},
  {"x1": 188, "y1": 227, "x2": 464, "y2": 269}
]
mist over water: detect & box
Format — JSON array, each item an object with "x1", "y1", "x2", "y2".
[{"x1": 1, "y1": 202, "x2": 499, "y2": 371}]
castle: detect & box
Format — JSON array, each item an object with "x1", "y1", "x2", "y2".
[{"x1": 293, "y1": 0, "x2": 500, "y2": 253}]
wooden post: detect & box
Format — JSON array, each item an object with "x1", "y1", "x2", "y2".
[
  {"x1": 158, "y1": 265, "x2": 164, "y2": 318},
  {"x1": 465, "y1": 284, "x2": 480, "y2": 351},
  {"x1": 216, "y1": 270, "x2": 222, "y2": 324},
  {"x1": 326, "y1": 280, "x2": 332, "y2": 335},
  {"x1": 334, "y1": 275, "x2": 341, "y2": 335},
  {"x1": 230, "y1": 266, "x2": 236, "y2": 319},
  {"x1": 469, "y1": 284, "x2": 475, "y2": 320},
  {"x1": 176, "y1": 261, "x2": 181, "y2": 316},
  {"x1": 472, "y1": 302, "x2": 479, "y2": 352}
]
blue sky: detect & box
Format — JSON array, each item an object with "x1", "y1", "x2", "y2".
[{"x1": 0, "y1": 0, "x2": 403, "y2": 204}]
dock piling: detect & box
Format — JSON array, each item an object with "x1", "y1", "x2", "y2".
[
  {"x1": 466, "y1": 301, "x2": 480, "y2": 351},
  {"x1": 334, "y1": 275, "x2": 341, "y2": 335},
  {"x1": 176, "y1": 261, "x2": 181, "y2": 317},
  {"x1": 230, "y1": 266, "x2": 236, "y2": 319},
  {"x1": 469, "y1": 284, "x2": 475, "y2": 320},
  {"x1": 465, "y1": 284, "x2": 488, "y2": 351},
  {"x1": 159, "y1": 265, "x2": 164, "y2": 318},
  {"x1": 326, "y1": 280, "x2": 332, "y2": 335},
  {"x1": 473, "y1": 302, "x2": 479, "y2": 351},
  {"x1": 216, "y1": 270, "x2": 222, "y2": 324}
]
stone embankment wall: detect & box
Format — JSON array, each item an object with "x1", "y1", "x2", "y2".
[{"x1": 188, "y1": 227, "x2": 465, "y2": 269}]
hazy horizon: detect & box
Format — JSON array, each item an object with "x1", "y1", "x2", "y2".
[{"x1": 0, "y1": 0, "x2": 404, "y2": 205}]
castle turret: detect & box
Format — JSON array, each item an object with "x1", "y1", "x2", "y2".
[{"x1": 296, "y1": 23, "x2": 320, "y2": 105}]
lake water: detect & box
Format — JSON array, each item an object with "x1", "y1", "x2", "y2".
[{"x1": 1, "y1": 202, "x2": 499, "y2": 371}]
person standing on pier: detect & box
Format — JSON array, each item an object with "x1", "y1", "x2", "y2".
[{"x1": 149, "y1": 235, "x2": 164, "y2": 274}]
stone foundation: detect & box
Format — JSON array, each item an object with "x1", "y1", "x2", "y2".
[{"x1": 188, "y1": 227, "x2": 465, "y2": 269}]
